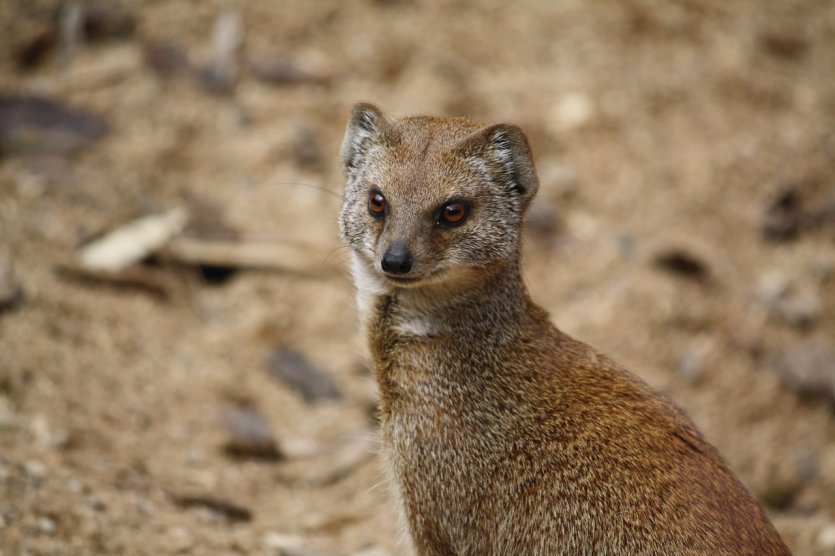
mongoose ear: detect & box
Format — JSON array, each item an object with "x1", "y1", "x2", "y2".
[
  {"x1": 456, "y1": 124, "x2": 539, "y2": 206},
  {"x1": 340, "y1": 103, "x2": 399, "y2": 175}
]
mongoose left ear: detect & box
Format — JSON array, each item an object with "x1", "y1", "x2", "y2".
[
  {"x1": 340, "y1": 103, "x2": 400, "y2": 176},
  {"x1": 456, "y1": 124, "x2": 539, "y2": 206}
]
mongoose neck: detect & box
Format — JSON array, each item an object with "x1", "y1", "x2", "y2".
[{"x1": 379, "y1": 260, "x2": 535, "y2": 345}]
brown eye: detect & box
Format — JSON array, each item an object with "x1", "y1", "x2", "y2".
[
  {"x1": 440, "y1": 202, "x2": 468, "y2": 226},
  {"x1": 368, "y1": 191, "x2": 386, "y2": 217}
]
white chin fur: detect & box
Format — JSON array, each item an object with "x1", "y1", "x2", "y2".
[{"x1": 351, "y1": 252, "x2": 390, "y2": 322}]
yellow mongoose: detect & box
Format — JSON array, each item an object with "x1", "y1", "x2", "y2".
[{"x1": 338, "y1": 103, "x2": 790, "y2": 555}]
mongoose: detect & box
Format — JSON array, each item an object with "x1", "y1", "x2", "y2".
[{"x1": 338, "y1": 103, "x2": 790, "y2": 555}]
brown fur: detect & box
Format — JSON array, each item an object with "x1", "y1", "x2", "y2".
[{"x1": 338, "y1": 103, "x2": 790, "y2": 555}]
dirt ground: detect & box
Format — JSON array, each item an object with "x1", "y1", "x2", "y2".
[{"x1": 1, "y1": 0, "x2": 834, "y2": 554}]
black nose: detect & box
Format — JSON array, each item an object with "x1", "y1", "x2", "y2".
[{"x1": 381, "y1": 243, "x2": 413, "y2": 274}]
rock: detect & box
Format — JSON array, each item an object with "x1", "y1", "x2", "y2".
[
  {"x1": 262, "y1": 532, "x2": 324, "y2": 556},
  {"x1": 0, "y1": 95, "x2": 109, "y2": 157},
  {"x1": 143, "y1": 40, "x2": 190, "y2": 79},
  {"x1": 248, "y1": 56, "x2": 330, "y2": 87},
  {"x1": 548, "y1": 92, "x2": 594, "y2": 133},
  {"x1": 267, "y1": 350, "x2": 342, "y2": 404},
  {"x1": 77, "y1": 208, "x2": 189, "y2": 272},
  {"x1": 220, "y1": 407, "x2": 282, "y2": 461},
  {"x1": 168, "y1": 526, "x2": 194, "y2": 554},
  {"x1": 279, "y1": 434, "x2": 375, "y2": 487},
  {"x1": 817, "y1": 523, "x2": 835, "y2": 550},
  {"x1": 758, "y1": 29, "x2": 809, "y2": 61},
  {"x1": 15, "y1": 25, "x2": 58, "y2": 70},
  {"x1": 762, "y1": 186, "x2": 835, "y2": 242},
  {"x1": 81, "y1": 0, "x2": 137, "y2": 42},
  {"x1": 678, "y1": 351, "x2": 703, "y2": 384},
  {"x1": 776, "y1": 288, "x2": 822, "y2": 328},
  {"x1": 770, "y1": 338, "x2": 835, "y2": 405},
  {"x1": 537, "y1": 159, "x2": 579, "y2": 199},
  {"x1": 31, "y1": 414, "x2": 69, "y2": 450},
  {"x1": 37, "y1": 516, "x2": 56, "y2": 535},
  {"x1": 87, "y1": 495, "x2": 106, "y2": 512},
  {"x1": 757, "y1": 271, "x2": 822, "y2": 329},
  {"x1": 524, "y1": 196, "x2": 561, "y2": 240},
  {"x1": 196, "y1": 11, "x2": 243, "y2": 95},
  {"x1": 289, "y1": 125, "x2": 325, "y2": 171},
  {"x1": 652, "y1": 248, "x2": 711, "y2": 283},
  {"x1": 0, "y1": 257, "x2": 23, "y2": 315},
  {"x1": 23, "y1": 459, "x2": 48, "y2": 481},
  {"x1": 351, "y1": 548, "x2": 390, "y2": 556},
  {"x1": 172, "y1": 494, "x2": 252, "y2": 523}
]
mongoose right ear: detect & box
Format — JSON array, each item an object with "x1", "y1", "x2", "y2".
[
  {"x1": 340, "y1": 103, "x2": 399, "y2": 175},
  {"x1": 456, "y1": 124, "x2": 539, "y2": 207}
]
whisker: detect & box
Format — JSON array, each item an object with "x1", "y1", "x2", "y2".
[
  {"x1": 323, "y1": 245, "x2": 352, "y2": 266},
  {"x1": 366, "y1": 478, "x2": 390, "y2": 495},
  {"x1": 260, "y1": 181, "x2": 344, "y2": 200}
]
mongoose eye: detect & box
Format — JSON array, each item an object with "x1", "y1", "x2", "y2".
[
  {"x1": 368, "y1": 191, "x2": 386, "y2": 217},
  {"x1": 439, "y1": 202, "x2": 468, "y2": 226}
]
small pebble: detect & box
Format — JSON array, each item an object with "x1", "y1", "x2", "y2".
[
  {"x1": 262, "y1": 532, "x2": 306, "y2": 554},
  {"x1": 221, "y1": 407, "x2": 282, "y2": 461},
  {"x1": 549, "y1": 92, "x2": 594, "y2": 132},
  {"x1": 267, "y1": 349, "x2": 342, "y2": 404},
  {"x1": 817, "y1": 524, "x2": 835, "y2": 550},
  {"x1": 0, "y1": 257, "x2": 23, "y2": 314},
  {"x1": 24, "y1": 459, "x2": 48, "y2": 480},
  {"x1": 37, "y1": 516, "x2": 56, "y2": 535},
  {"x1": 169, "y1": 526, "x2": 194, "y2": 553},
  {"x1": 87, "y1": 495, "x2": 106, "y2": 511},
  {"x1": 136, "y1": 498, "x2": 155, "y2": 515}
]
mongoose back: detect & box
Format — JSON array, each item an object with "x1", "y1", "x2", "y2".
[{"x1": 338, "y1": 103, "x2": 790, "y2": 555}]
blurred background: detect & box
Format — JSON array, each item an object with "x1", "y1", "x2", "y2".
[{"x1": 1, "y1": 0, "x2": 834, "y2": 554}]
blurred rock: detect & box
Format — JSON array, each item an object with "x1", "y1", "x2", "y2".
[
  {"x1": 0, "y1": 257, "x2": 24, "y2": 315},
  {"x1": 143, "y1": 40, "x2": 190, "y2": 79},
  {"x1": 524, "y1": 196, "x2": 561, "y2": 240},
  {"x1": 652, "y1": 248, "x2": 711, "y2": 283},
  {"x1": 548, "y1": 92, "x2": 594, "y2": 133},
  {"x1": 279, "y1": 434, "x2": 375, "y2": 487},
  {"x1": 762, "y1": 186, "x2": 835, "y2": 242},
  {"x1": 58, "y1": 1, "x2": 84, "y2": 66},
  {"x1": 173, "y1": 494, "x2": 252, "y2": 523},
  {"x1": 0, "y1": 95, "x2": 109, "y2": 157},
  {"x1": 15, "y1": 26, "x2": 58, "y2": 70},
  {"x1": 351, "y1": 548, "x2": 389, "y2": 556},
  {"x1": 248, "y1": 56, "x2": 330, "y2": 87},
  {"x1": 537, "y1": 159, "x2": 579, "y2": 200},
  {"x1": 220, "y1": 407, "x2": 282, "y2": 461},
  {"x1": 262, "y1": 532, "x2": 325, "y2": 556},
  {"x1": 81, "y1": 0, "x2": 137, "y2": 42},
  {"x1": 37, "y1": 516, "x2": 57, "y2": 535},
  {"x1": 31, "y1": 414, "x2": 70, "y2": 450},
  {"x1": 678, "y1": 351, "x2": 703, "y2": 384},
  {"x1": 267, "y1": 350, "x2": 342, "y2": 404},
  {"x1": 197, "y1": 11, "x2": 243, "y2": 95},
  {"x1": 770, "y1": 338, "x2": 835, "y2": 404},
  {"x1": 167, "y1": 526, "x2": 194, "y2": 553},
  {"x1": 756, "y1": 271, "x2": 822, "y2": 328},
  {"x1": 758, "y1": 29, "x2": 809, "y2": 61},
  {"x1": 775, "y1": 289, "x2": 822, "y2": 328},
  {"x1": 23, "y1": 459, "x2": 48, "y2": 481},
  {"x1": 77, "y1": 208, "x2": 189, "y2": 273},
  {"x1": 289, "y1": 125, "x2": 325, "y2": 171},
  {"x1": 817, "y1": 524, "x2": 835, "y2": 551}
]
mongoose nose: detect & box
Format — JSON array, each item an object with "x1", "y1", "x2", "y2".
[{"x1": 381, "y1": 243, "x2": 413, "y2": 274}]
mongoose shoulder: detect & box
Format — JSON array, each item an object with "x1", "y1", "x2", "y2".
[{"x1": 338, "y1": 103, "x2": 790, "y2": 555}]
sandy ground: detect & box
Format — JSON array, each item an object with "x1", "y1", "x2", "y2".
[{"x1": 1, "y1": 0, "x2": 835, "y2": 554}]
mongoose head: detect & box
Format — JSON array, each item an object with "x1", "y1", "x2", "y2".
[{"x1": 339, "y1": 103, "x2": 538, "y2": 290}]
